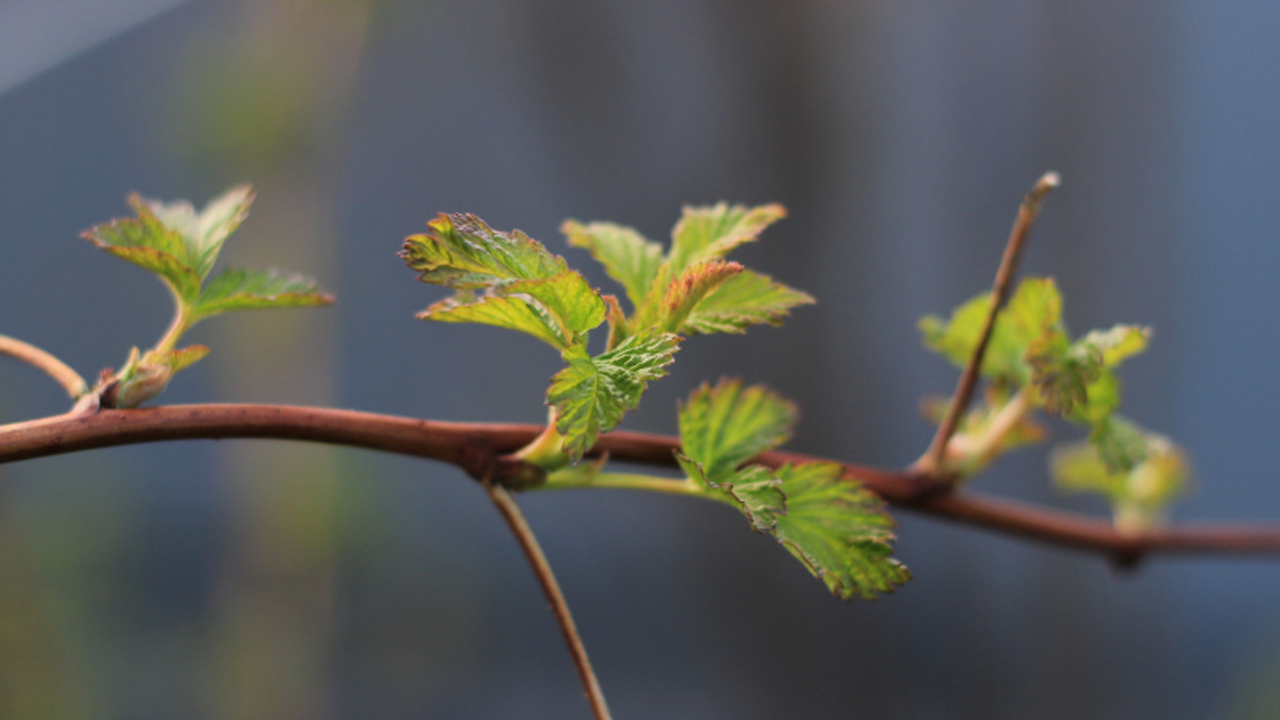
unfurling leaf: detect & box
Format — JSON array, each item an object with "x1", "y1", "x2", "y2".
[
  {"x1": 130, "y1": 186, "x2": 253, "y2": 280},
  {"x1": 773, "y1": 463, "x2": 911, "y2": 601},
  {"x1": 681, "y1": 269, "x2": 814, "y2": 335},
  {"x1": 666, "y1": 202, "x2": 786, "y2": 276},
  {"x1": 84, "y1": 186, "x2": 332, "y2": 405},
  {"x1": 660, "y1": 260, "x2": 744, "y2": 332},
  {"x1": 548, "y1": 329, "x2": 680, "y2": 460},
  {"x1": 402, "y1": 212, "x2": 566, "y2": 288},
  {"x1": 566, "y1": 203, "x2": 810, "y2": 344},
  {"x1": 1052, "y1": 421, "x2": 1189, "y2": 533},
  {"x1": 83, "y1": 207, "x2": 203, "y2": 303},
  {"x1": 405, "y1": 214, "x2": 605, "y2": 351},
  {"x1": 1026, "y1": 327, "x2": 1100, "y2": 416}
]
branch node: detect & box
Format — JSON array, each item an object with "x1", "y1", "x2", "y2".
[{"x1": 460, "y1": 439, "x2": 546, "y2": 490}]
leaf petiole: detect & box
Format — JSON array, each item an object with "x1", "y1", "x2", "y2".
[
  {"x1": 541, "y1": 468, "x2": 730, "y2": 503},
  {"x1": 944, "y1": 386, "x2": 1033, "y2": 473}
]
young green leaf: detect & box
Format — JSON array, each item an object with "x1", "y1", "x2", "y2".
[
  {"x1": 659, "y1": 260, "x2": 745, "y2": 332},
  {"x1": 1089, "y1": 414, "x2": 1151, "y2": 473},
  {"x1": 1052, "y1": 423, "x2": 1189, "y2": 533},
  {"x1": 565, "y1": 203, "x2": 811, "y2": 343},
  {"x1": 420, "y1": 294, "x2": 568, "y2": 348},
  {"x1": 1026, "y1": 327, "x2": 1100, "y2": 416},
  {"x1": 84, "y1": 186, "x2": 333, "y2": 407},
  {"x1": 676, "y1": 454, "x2": 786, "y2": 532},
  {"x1": 402, "y1": 212, "x2": 568, "y2": 288},
  {"x1": 547, "y1": 329, "x2": 681, "y2": 460},
  {"x1": 920, "y1": 277, "x2": 1063, "y2": 385},
  {"x1": 191, "y1": 268, "x2": 333, "y2": 320},
  {"x1": 773, "y1": 462, "x2": 911, "y2": 601},
  {"x1": 680, "y1": 269, "x2": 814, "y2": 335},
  {"x1": 1077, "y1": 324, "x2": 1151, "y2": 368},
  {"x1": 562, "y1": 220, "x2": 663, "y2": 312},
  {"x1": 82, "y1": 208, "x2": 203, "y2": 303},
  {"x1": 131, "y1": 186, "x2": 253, "y2": 280},
  {"x1": 678, "y1": 378, "x2": 798, "y2": 482},
  {"x1": 666, "y1": 202, "x2": 786, "y2": 276},
  {"x1": 405, "y1": 214, "x2": 605, "y2": 351}
]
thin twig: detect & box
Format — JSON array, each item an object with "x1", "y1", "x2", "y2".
[
  {"x1": 486, "y1": 483, "x2": 613, "y2": 720},
  {"x1": 2, "y1": 404, "x2": 1280, "y2": 561},
  {"x1": 919, "y1": 172, "x2": 1060, "y2": 478},
  {"x1": 0, "y1": 334, "x2": 88, "y2": 399}
]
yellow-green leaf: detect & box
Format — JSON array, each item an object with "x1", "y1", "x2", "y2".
[
  {"x1": 562, "y1": 220, "x2": 663, "y2": 312},
  {"x1": 681, "y1": 269, "x2": 814, "y2": 335},
  {"x1": 192, "y1": 268, "x2": 333, "y2": 321},
  {"x1": 773, "y1": 463, "x2": 911, "y2": 601},
  {"x1": 548, "y1": 329, "x2": 680, "y2": 461},
  {"x1": 132, "y1": 185, "x2": 253, "y2": 280},
  {"x1": 660, "y1": 260, "x2": 744, "y2": 332},
  {"x1": 666, "y1": 202, "x2": 786, "y2": 276},
  {"x1": 677, "y1": 453, "x2": 786, "y2": 533},
  {"x1": 678, "y1": 378, "x2": 797, "y2": 482}
]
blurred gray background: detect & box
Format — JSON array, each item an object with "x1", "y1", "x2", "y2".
[{"x1": 3, "y1": 1, "x2": 1280, "y2": 718}]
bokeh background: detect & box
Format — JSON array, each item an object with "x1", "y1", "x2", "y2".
[{"x1": 3, "y1": 1, "x2": 1280, "y2": 718}]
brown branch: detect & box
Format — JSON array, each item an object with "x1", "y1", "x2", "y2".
[
  {"x1": 486, "y1": 484, "x2": 613, "y2": 720},
  {"x1": 919, "y1": 172, "x2": 1060, "y2": 477},
  {"x1": 2, "y1": 403, "x2": 1280, "y2": 564}
]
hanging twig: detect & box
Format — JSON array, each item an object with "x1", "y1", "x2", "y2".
[{"x1": 486, "y1": 482, "x2": 613, "y2": 720}]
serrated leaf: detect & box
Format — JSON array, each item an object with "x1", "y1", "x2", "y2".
[
  {"x1": 562, "y1": 220, "x2": 664, "y2": 312},
  {"x1": 659, "y1": 260, "x2": 744, "y2": 332},
  {"x1": 403, "y1": 213, "x2": 567, "y2": 289},
  {"x1": 404, "y1": 213, "x2": 604, "y2": 350},
  {"x1": 920, "y1": 277, "x2": 1063, "y2": 384},
  {"x1": 548, "y1": 329, "x2": 681, "y2": 460},
  {"x1": 1089, "y1": 415, "x2": 1150, "y2": 474},
  {"x1": 678, "y1": 378, "x2": 797, "y2": 482},
  {"x1": 1077, "y1": 324, "x2": 1151, "y2": 368},
  {"x1": 772, "y1": 463, "x2": 911, "y2": 601},
  {"x1": 192, "y1": 268, "x2": 333, "y2": 320},
  {"x1": 681, "y1": 269, "x2": 815, "y2": 335},
  {"x1": 82, "y1": 212, "x2": 202, "y2": 303},
  {"x1": 1052, "y1": 426, "x2": 1189, "y2": 533},
  {"x1": 505, "y1": 272, "x2": 607, "y2": 337},
  {"x1": 1027, "y1": 327, "x2": 1101, "y2": 416},
  {"x1": 421, "y1": 294, "x2": 569, "y2": 348},
  {"x1": 677, "y1": 453, "x2": 785, "y2": 532},
  {"x1": 666, "y1": 203, "x2": 786, "y2": 276},
  {"x1": 132, "y1": 185, "x2": 253, "y2": 280}
]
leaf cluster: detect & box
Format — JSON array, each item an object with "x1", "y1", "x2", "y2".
[
  {"x1": 402, "y1": 205, "x2": 812, "y2": 465},
  {"x1": 920, "y1": 277, "x2": 1188, "y2": 529},
  {"x1": 82, "y1": 187, "x2": 334, "y2": 407}
]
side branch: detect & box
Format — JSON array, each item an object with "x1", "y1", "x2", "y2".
[
  {"x1": 2, "y1": 403, "x2": 1280, "y2": 561},
  {"x1": 0, "y1": 334, "x2": 89, "y2": 399},
  {"x1": 487, "y1": 484, "x2": 612, "y2": 720},
  {"x1": 920, "y1": 172, "x2": 1060, "y2": 476}
]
